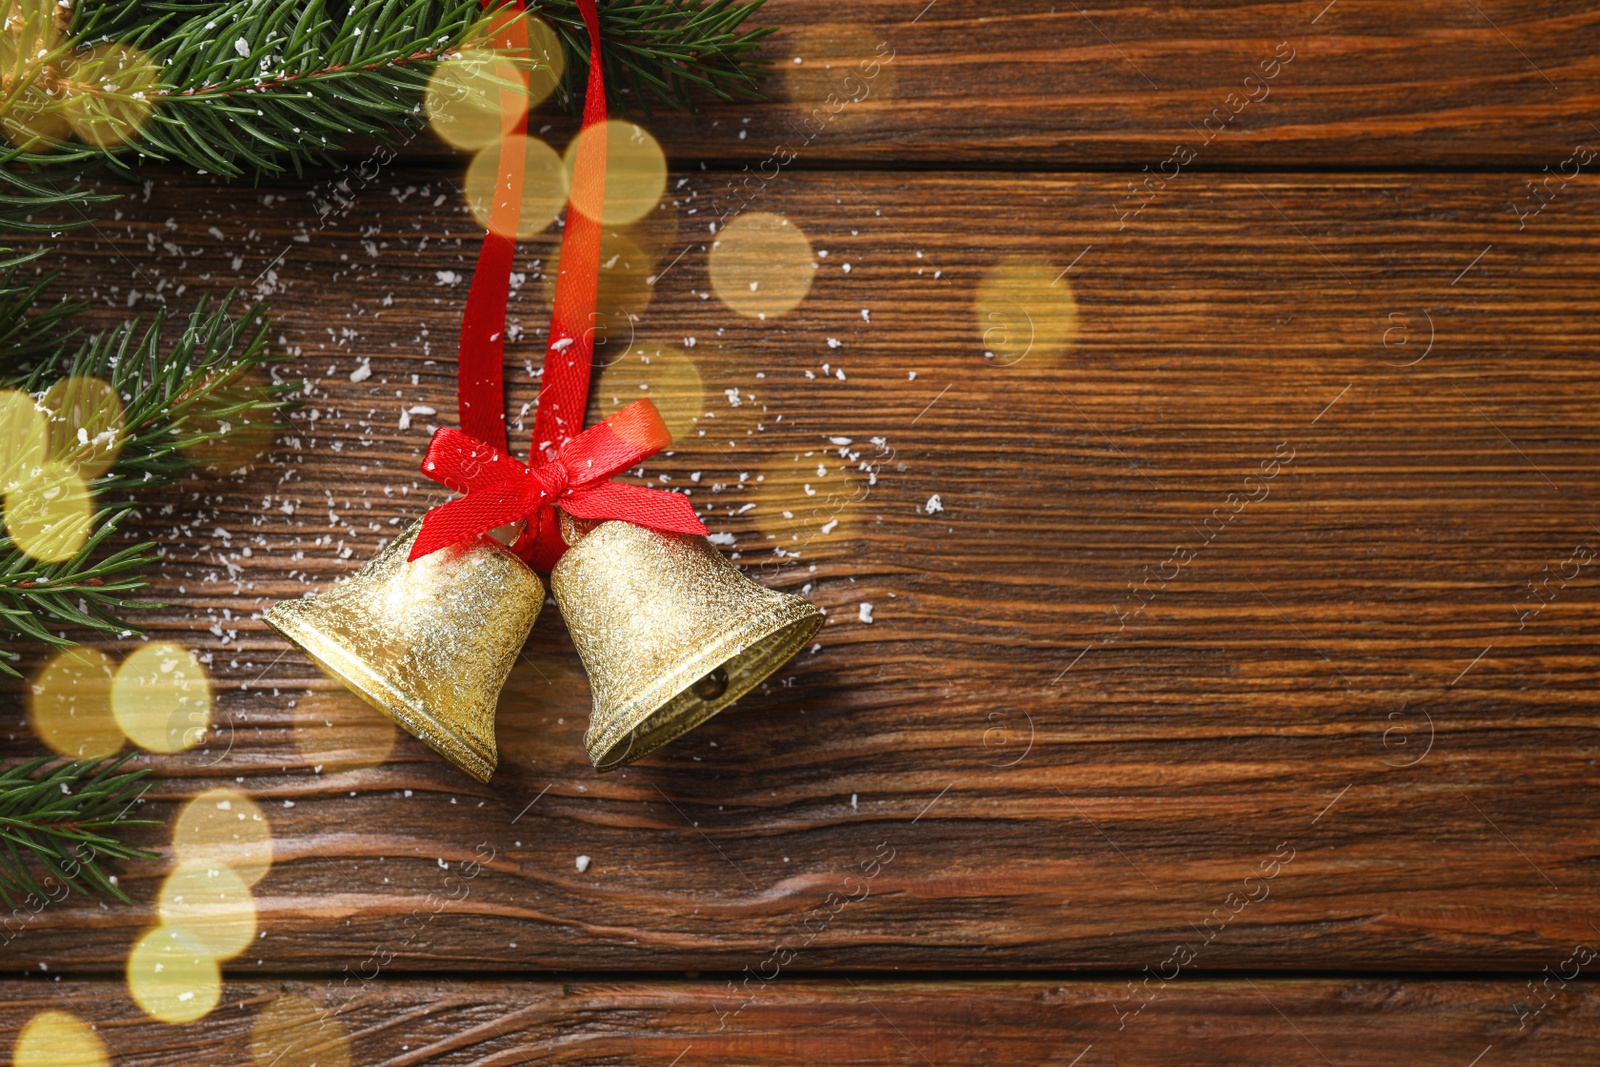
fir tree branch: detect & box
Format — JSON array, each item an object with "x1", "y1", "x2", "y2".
[
  {"x1": 126, "y1": 0, "x2": 483, "y2": 178},
  {"x1": 0, "y1": 0, "x2": 771, "y2": 248},
  {"x1": 0, "y1": 294, "x2": 295, "y2": 672},
  {"x1": 0, "y1": 753, "x2": 156, "y2": 907},
  {"x1": 51, "y1": 0, "x2": 770, "y2": 182},
  {"x1": 6, "y1": 293, "x2": 294, "y2": 491},
  {"x1": 0, "y1": 266, "x2": 79, "y2": 362},
  {"x1": 0, "y1": 504, "x2": 152, "y2": 661},
  {"x1": 544, "y1": 0, "x2": 773, "y2": 110}
]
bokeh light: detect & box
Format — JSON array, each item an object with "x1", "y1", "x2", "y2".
[
  {"x1": 709, "y1": 212, "x2": 814, "y2": 319},
  {"x1": 0, "y1": 1, "x2": 70, "y2": 151},
  {"x1": 748, "y1": 445, "x2": 865, "y2": 555},
  {"x1": 595, "y1": 343, "x2": 704, "y2": 442},
  {"x1": 250, "y1": 994, "x2": 351, "y2": 1067},
  {"x1": 111, "y1": 643, "x2": 211, "y2": 753},
  {"x1": 974, "y1": 258, "x2": 1078, "y2": 367},
  {"x1": 13, "y1": 1010, "x2": 110, "y2": 1067},
  {"x1": 42, "y1": 375, "x2": 125, "y2": 477},
  {"x1": 29, "y1": 646, "x2": 123, "y2": 761},
  {"x1": 781, "y1": 22, "x2": 898, "y2": 136},
  {"x1": 185, "y1": 365, "x2": 280, "y2": 476},
  {"x1": 545, "y1": 230, "x2": 656, "y2": 361},
  {"x1": 563, "y1": 120, "x2": 667, "y2": 225},
  {"x1": 4, "y1": 460, "x2": 91, "y2": 564},
  {"x1": 0, "y1": 85, "x2": 70, "y2": 152},
  {"x1": 426, "y1": 52, "x2": 521, "y2": 150},
  {"x1": 158, "y1": 860, "x2": 256, "y2": 960},
  {"x1": 425, "y1": 12, "x2": 563, "y2": 150},
  {"x1": 464, "y1": 134, "x2": 567, "y2": 237},
  {"x1": 127, "y1": 925, "x2": 221, "y2": 1024},
  {"x1": 292, "y1": 689, "x2": 397, "y2": 774},
  {"x1": 59, "y1": 43, "x2": 160, "y2": 149},
  {"x1": 0, "y1": 388, "x2": 46, "y2": 493},
  {"x1": 172, "y1": 787, "x2": 274, "y2": 887}
]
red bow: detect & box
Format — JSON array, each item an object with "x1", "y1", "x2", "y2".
[{"x1": 409, "y1": 399, "x2": 707, "y2": 562}]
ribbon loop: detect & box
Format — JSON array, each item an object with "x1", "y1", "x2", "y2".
[{"x1": 417, "y1": 0, "x2": 642, "y2": 569}]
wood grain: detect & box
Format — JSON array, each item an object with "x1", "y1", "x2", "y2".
[
  {"x1": 1, "y1": 978, "x2": 1594, "y2": 1065},
  {"x1": 3, "y1": 165, "x2": 1599, "y2": 976},
  {"x1": 538, "y1": 0, "x2": 1600, "y2": 168}
]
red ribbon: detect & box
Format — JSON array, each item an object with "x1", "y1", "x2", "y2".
[
  {"x1": 417, "y1": 0, "x2": 699, "y2": 567},
  {"x1": 453, "y1": 0, "x2": 529, "y2": 453},
  {"x1": 409, "y1": 400, "x2": 706, "y2": 561}
]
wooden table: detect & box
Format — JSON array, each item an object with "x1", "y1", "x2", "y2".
[{"x1": 7, "y1": 1, "x2": 1600, "y2": 1061}]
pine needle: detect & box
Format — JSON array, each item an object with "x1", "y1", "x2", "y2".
[
  {"x1": 0, "y1": 295, "x2": 296, "y2": 674},
  {"x1": 0, "y1": 754, "x2": 157, "y2": 907}
]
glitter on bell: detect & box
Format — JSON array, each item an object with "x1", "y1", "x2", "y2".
[
  {"x1": 551, "y1": 514, "x2": 824, "y2": 771},
  {"x1": 263, "y1": 521, "x2": 543, "y2": 782}
]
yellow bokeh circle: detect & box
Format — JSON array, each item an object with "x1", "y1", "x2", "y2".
[
  {"x1": 426, "y1": 12, "x2": 563, "y2": 150},
  {"x1": 250, "y1": 994, "x2": 352, "y2": 1067},
  {"x1": 127, "y1": 925, "x2": 222, "y2": 1024},
  {"x1": 13, "y1": 1010, "x2": 110, "y2": 1067},
  {"x1": 709, "y1": 212, "x2": 815, "y2": 319},
  {"x1": 292, "y1": 690, "x2": 397, "y2": 773},
  {"x1": 111, "y1": 643, "x2": 212, "y2": 754},
  {"x1": 184, "y1": 364, "x2": 279, "y2": 476},
  {"x1": 426, "y1": 52, "x2": 526, "y2": 151},
  {"x1": 563, "y1": 120, "x2": 667, "y2": 225},
  {"x1": 545, "y1": 230, "x2": 656, "y2": 361},
  {"x1": 29, "y1": 646, "x2": 123, "y2": 761},
  {"x1": 1, "y1": 84, "x2": 71, "y2": 152},
  {"x1": 596, "y1": 344, "x2": 705, "y2": 443},
  {"x1": 59, "y1": 43, "x2": 160, "y2": 149},
  {"x1": 750, "y1": 446, "x2": 865, "y2": 552},
  {"x1": 0, "y1": 2, "x2": 69, "y2": 151},
  {"x1": 780, "y1": 22, "x2": 898, "y2": 135},
  {"x1": 0, "y1": 388, "x2": 47, "y2": 493},
  {"x1": 974, "y1": 258, "x2": 1078, "y2": 367},
  {"x1": 172, "y1": 787, "x2": 274, "y2": 887},
  {"x1": 158, "y1": 860, "x2": 257, "y2": 960},
  {"x1": 4, "y1": 460, "x2": 91, "y2": 564},
  {"x1": 464, "y1": 134, "x2": 568, "y2": 237},
  {"x1": 43, "y1": 375, "x2": 125, "y2": 477}
]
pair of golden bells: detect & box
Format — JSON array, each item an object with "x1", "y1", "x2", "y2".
[{"x1": 264, "y1": 512, "x2": 822, "y2": 781}]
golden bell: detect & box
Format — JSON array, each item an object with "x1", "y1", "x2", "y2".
[
  {"x1": 551, "y1": 517, "x2": 824, "y2": 770},
  {"x1": 263, "y1": 521, "x2": 543, "y2": 782}
]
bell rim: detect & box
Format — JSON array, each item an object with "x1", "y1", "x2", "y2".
[
  {"x1": 585, "y1": 593, "x2": 824, "y2": 771},
  {"x1": 263, "y1": 600, "x2": 499, "y2": 783}
]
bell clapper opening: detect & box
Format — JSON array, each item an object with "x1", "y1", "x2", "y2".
[{"x1": 690, "y1": 666, "x2": 729, "y2": 702}]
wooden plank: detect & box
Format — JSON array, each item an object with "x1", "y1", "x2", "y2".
[
  {"x1": 544, "y1": 0, "x2": 1600, "y2": 168},
  {"x1": 4, "y1": 166, "x2": 1600, "y2": 974},
  {"x1": 0, "y1": 978, "x2": 1595, "y2": 1064}
]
